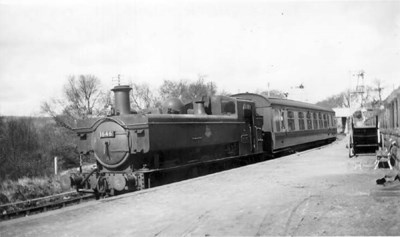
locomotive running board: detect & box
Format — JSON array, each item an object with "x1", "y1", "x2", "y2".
[{"x1": 146, "y1": 152, "x2": 266, "y2": 173}]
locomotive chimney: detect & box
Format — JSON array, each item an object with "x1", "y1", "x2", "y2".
[
  {"x1": 194, "y1": 99, "x2": 206, "y2": 115},
  {"x1": 111, "y1": 85, "x2": 132, "y2": 115}
]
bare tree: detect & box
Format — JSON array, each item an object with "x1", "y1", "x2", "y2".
[
  {"x1": 0, "y1": 116, "x2": 6, "y2": 167},
  {"x1": 373, "y1": 78, "x2": 384, "y2": 103},
  {"x1": 41, "y1": 100, "x2": 75, "y2": 130},
  {"x1": 342, "y1": 90, "x2": 352, "y2": 108},
  {"x1": 130, "y1": 82, "x2": 161, "y2": 111},
  {"x1": 64, "y1": 75, "x2": 104, "y2": 118},
  {"x1": 187, "y1": 75, "x2": 217, "y2": 100},
  {"x1": 159, "y1": 80, "x2": 188, "y2": 100},
  {"x1": 316, "y1": 90, "x2": 352, "y2": 109},
  {"x1": 159, "y1": 75, "x2": 218, "y2": 103},
  {"x1": 41, "y1": 75, "x2": 108, "y2": 129},
  {"x1": 0, "y1": 117, "x2": 42, "y2": 179}
]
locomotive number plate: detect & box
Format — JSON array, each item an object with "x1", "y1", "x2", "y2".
[{"x1": 100, "y1": 131, "x2": 115, "y2": 138}]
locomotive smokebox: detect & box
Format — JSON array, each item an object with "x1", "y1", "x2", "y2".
[{"x1": 112, "y1": 85, "x2": 132, "y2": 115}]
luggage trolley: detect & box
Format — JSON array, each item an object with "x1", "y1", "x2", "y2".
[{"x1": 348, "y1": 114, "x2": 380, "y2": 157}]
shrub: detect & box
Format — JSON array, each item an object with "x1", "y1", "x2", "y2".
[
  {"x1": 0, "y1": 175, "x2": 67, "y2": 205},
  {"x1": 0, "y1": 116, "x2": 81, "y2": 180}
]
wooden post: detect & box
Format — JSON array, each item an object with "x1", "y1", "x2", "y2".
[
  {"x1": 79, "y1": 154, "x2": 82, "y2": 173},
  {"x1": 54, "y1": 156, "x2": 58, "y2": 175}
]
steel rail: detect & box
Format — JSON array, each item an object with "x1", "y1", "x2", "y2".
[{"x1": 0, "y1": 191, "x2": 76, "y2": 209}]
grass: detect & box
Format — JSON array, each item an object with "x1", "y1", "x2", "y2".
[
  {"x1": 0, "y1": 163, "x2": 96, "y2": 206},
  {"x1": 0, "y1": 166, "x2": 93, "y2": 215},
  {"x1": 0, "y1": 175, "x2": 69, "y2": 205},
  {"x1": 0, "y1": 175, "x2": 77, "y2": 216}
]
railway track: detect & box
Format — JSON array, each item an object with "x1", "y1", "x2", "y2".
[
  {"x1": 0, "y1": 138, "x2": 340, "y2": 222},
  {"x1": 0, "y1": 191, "x2": 96, "y2": 221}
]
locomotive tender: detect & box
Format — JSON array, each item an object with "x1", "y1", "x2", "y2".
[{"x1": 62, "y1": 85, "x2": 336, "y2": 195}]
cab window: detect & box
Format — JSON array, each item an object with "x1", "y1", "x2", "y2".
[{"x1": 221, "y1": 100, "x2": 236, "y2": 115}]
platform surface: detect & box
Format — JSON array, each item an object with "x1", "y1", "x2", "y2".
[{"x1": 1, "y1": 136, "x2": 399, "y2": 236}]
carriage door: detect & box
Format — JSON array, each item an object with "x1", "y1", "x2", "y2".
[{"x1": 239, "y1": 102, "x2": 255, "y2": 155}]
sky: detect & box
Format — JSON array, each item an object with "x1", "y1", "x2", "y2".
[{"x1": 0, "y1": 0, "x2": 399, "y2": 116}]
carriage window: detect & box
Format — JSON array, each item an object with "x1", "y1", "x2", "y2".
[
  {"x1": 298, "y1": 112, "x2": 305, "y2": 130},
  {"x1": 273, "y1": 109, "x2": 284, "y2": 132},
  {"x1": 306, "y1": 112, "x2": 312, "y2": 130},
  {"x1": 323, "y1": 114, "x2": 328, "y2": 128},
  {"x1": 313, "y1": 112, "x2": 318, "y2": 129},
  {"x1": 318, "y1": 113, "x2": 323, "y2": 128},
  {"x1": 327, "y1": 115, "x2": 330, "y2": 127},
  {"x1": 328, "y1": 115, "x2": 332, "y2": 127},
  {"x1": 288, "y1": 110, "x2": 295, "y2": 131},
  {"x1": 273, "y1": 109, "x2": 280, "y2": 132}
]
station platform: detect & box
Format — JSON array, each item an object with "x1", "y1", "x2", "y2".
[{"x1": 1, "y1": 136, "x2": 399, "y2": 236}]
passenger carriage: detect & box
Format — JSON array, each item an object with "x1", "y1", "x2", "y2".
[{"x1": 232, "y1": 93, "x2": 337, "y2": 155}]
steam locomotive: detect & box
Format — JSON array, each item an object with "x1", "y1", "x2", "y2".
[{"x1": 61, "y1": 85, "x2": 336, "y2": 195}]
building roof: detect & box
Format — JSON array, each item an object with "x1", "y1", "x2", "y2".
[{"x1": 384, "y1": 86, "x2": 400, "y2": 104}]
